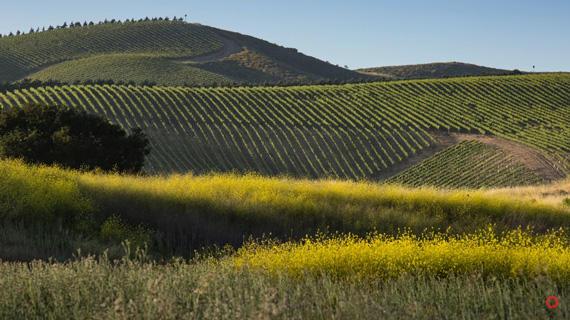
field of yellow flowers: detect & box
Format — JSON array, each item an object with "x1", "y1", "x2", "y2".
[
  {"x1": 232, "y1": 229, "x2": 570, "y2": 282},
  {"x1": 2, "y1": 158, "x2": 570, "y2": 317}
]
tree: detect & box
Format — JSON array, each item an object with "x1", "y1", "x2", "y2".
[{"x1": 0, "y1": 104, "x2": 150, "y2": 173}]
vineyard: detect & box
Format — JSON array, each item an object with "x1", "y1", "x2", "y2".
[
  {"x1": 0, "y1": 21, "x2": 223, "y2": 82},
  {"x1": 386, "y1": 140, "x2": 543, "y2": 188},
  {"x1": 0, "y1": 20, "x2": 368, "y2": 85},
  {"x1": 1, "y1": 74, "x2": 569, "y2": 183},
  {"x1": 26, "y1": 54, "x2": 232, "y2": 87}
]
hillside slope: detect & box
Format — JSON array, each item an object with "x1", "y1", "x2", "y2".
[
  {"x1": 1, "y1": 74, "x2": 569, "y2": 184},
  {"x1": 1, "y1": 20, "x2": 370, "y2": 85},
  {"x1": 0, "y1": 20, "x2": 223, "y2": 83},
  {"x1": 357, "y1": 62, "x2": 517, "y2": 80},
  {"x1": 386, "y1": 140, "x2": 543, "y2": 188},
  {"x1": 192, "y1": 27, "x2": 367, "y2": 84},
  {"x1": 27, "y1": 54, "x2": 231, "y2": 87}
]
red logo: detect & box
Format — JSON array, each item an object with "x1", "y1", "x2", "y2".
[{"x1": 546, "y1": 296, "x2": 559, "y2": 309}]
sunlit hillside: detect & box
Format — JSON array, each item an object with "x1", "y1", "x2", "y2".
[{"x1": 1, "y1": 74, "x2": 569, "y2": 188}]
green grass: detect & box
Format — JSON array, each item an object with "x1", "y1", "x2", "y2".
[
  {"x1": 27, "y1": 54, "x2": 232, "y2": 87},
  {"x1": 1, "y1": 74, "x2": 568, "y2": 183},
  {"x1": 387, "y1": 140, "x2": 544, "y2": 188},
  {"x1": 2, "y1": 158, "x2": 570, "y2": 261},
  {"x1": 2, "y1": 159, "x2": 570, "y2": 318},
  {"x1": 0, "y1": 20, "x2": 223, "y2": 82},
  {"x1": 0, "y1": 253, "x2": 567, "y2": 319}
]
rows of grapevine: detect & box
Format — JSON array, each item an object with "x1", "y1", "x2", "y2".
[
  {"x1": 0, "y1": 74, "x2": 569, "y2": 181},
  {"x1": 0, "y1": 21, "x2": 223, "y2": 82},
  {"x1": 27, "y1": 54, "x2": 232, "y2": 87},
  {"x1": 386, "y1": 140, "x2": 543, "y2": 188}
]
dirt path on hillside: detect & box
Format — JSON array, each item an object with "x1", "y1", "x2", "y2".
[
  {"x1": 379, "y1": 132, "x2": 566, "y2": 182},
  {"x1": 168, "y1": 29, "x2": 242, "y2": 64}
]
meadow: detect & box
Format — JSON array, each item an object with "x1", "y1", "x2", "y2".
[
  {"x1": 1, "y1": 250, "x2": 569, "y2": 319},
  {"x1": 3, "y1": 158, "x2": 570, "y2": 259},
  {"x1": 2, "y1": 158, "x2": 570, "y2": 317}
]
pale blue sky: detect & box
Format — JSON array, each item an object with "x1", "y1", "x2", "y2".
[{"x1": 1, "y1": 0, "x2": 569, "y2": 71}]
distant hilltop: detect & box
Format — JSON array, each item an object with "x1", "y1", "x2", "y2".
[
  {"x1": 357, "y1": 62, "x2": 522, "y2": 80},
  {"x1": 0, "y1": 18, "x2": 370, "y2": 86}
]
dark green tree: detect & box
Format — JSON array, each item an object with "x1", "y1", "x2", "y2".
[{"x1": 0, "y1": 104, "x2": 150, "y2": 173}]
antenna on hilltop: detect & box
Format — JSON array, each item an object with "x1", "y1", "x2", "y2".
[
  {"x1": 533, "y1": 65, "x2": 535, "y2": 73},
  {"x1": 185, "y1": 14, "x2": 187, "y2": 22}
]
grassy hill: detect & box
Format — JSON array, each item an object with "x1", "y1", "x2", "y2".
[
  {"x1": 1, "y1": 74, "x2": 569, "y2": 186},
  {"x1": 193, "y1": 28, "x2": 367, "y2": 84},
  {"x1": 357, "y1": 62, "x2": 517, "y2": 80},
  {"x1": 0, "y1": 20, "x2": 370, "y2": 85}
]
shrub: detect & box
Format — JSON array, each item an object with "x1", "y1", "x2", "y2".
[{"x1": 0, "y1": 103, "x2": 150, "y2": 173}]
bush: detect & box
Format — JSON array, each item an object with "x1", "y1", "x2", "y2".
[{"x1": 0, "y1": 103, "x2": 150, "y2": 173}]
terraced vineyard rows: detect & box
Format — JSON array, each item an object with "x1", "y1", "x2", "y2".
[
  {"x1": 1, "y1": 74, "x2": 569, "y2": 181},
  {"x1": 27, "y1": 54, "x2": 232, "y2": 87},
  {"x1": 386, "y1": 140, "x2": 543, "y2": 188},
  {"x1": 0, "y1": 21, "x2": 223, "y2": 82}
]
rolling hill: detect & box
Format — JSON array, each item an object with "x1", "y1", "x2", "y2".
[
  {"x1": 0, "y1": 19, "x2": 369, "y2": 86},
  {"x1": 357, "y1": 62, "x2": 518, "y2": 80},
  {"x1": 1, "y1": 74, "x2": 569, "y2": 188}
]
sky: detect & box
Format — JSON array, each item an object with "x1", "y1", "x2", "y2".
[{"x1": 1, "y1": 0, "x2": 569, "y2": 71}]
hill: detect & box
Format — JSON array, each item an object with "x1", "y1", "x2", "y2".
[
  {"x1": 1, "y1": 74, "x2": 569, "y2": 187},
  {"x1": 0, "y1": 19, "x2": 370, "y2": 86},
  {"x1": 357, "y1": 62, "x2": 518, "y2": 80},
  {"x1": 0, "y1": 20, "x2": 223, "y2": 83}
]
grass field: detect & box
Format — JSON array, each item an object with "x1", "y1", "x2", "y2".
[
  {"x1": 2, "y1": 158, "x2": 570, "y2": 258},
  {"x1": 1, "y1": 251, "x2": 568, "y2": 319},
  {"x1": 1, "y1": 158, "x2": 570, "y2": 318}
]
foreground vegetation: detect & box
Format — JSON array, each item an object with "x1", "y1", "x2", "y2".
[
  {"x1": 2, "y1": 159, "x2": 570, "y2": 318},
  {"x1": 2, "y1": 158, "x2": 570, "y2": 261},
  {"x1": 1, "y1": 74, "x2": 569, "y2": 185},
  {"x1": 1, "y1": 250, "x2": 568, "y2": 319}
]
